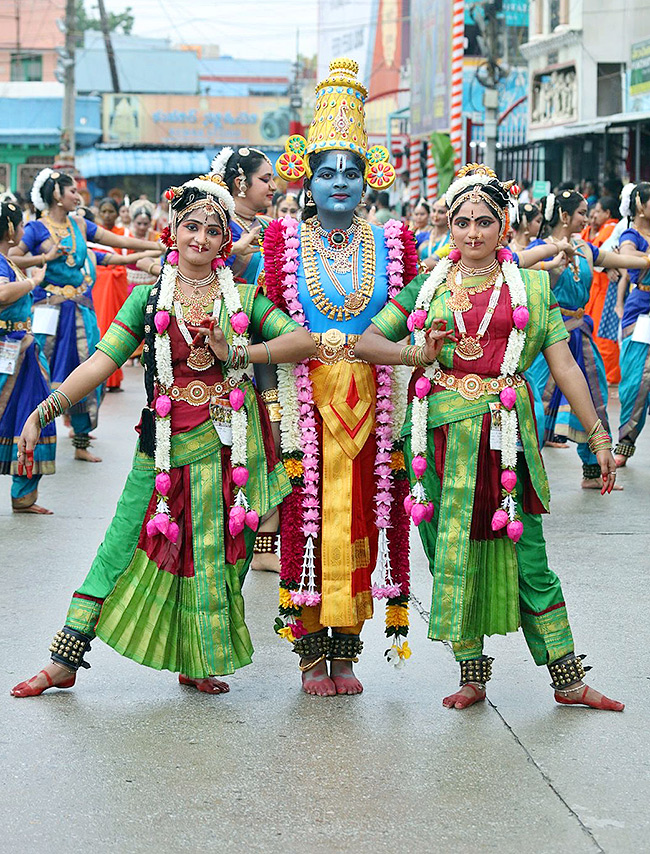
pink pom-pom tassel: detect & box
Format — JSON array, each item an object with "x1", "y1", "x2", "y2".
[
  {"x1": 232, "y1": 466, "x2": 249, "y2": 487},
  {"x1": 155, "y1": 472, "x2": 171, "y2": 496},
  {"x1": 496, "y1": 246, "x2": 513, "y2": 264},
  {"x1": 154, "y1": 310, "x2": 170, "y2": 334},
  {"x1": 411, "y1": 455, "x2": 428, "y2": 479},
  {"x1": 167, "y1": 520, "x2": 180, "y2": 544},
  {"x1": 411, "y1": 503, "x2": 428, "y2": 526},
  {"x1": 499, "y1": 387, "x2": 517, "y2": 411},
  {"x1": 507, "y1": 520, "x2": 524, "y2": 542},
  {"x1": 491, "y1": 509, "x2": 509, "y2": 531},
  {"x1": 449, "y1": 248, "x2": 461, "y2": 262},
  {"x1": 167, "y1": 250, "x2": 179, "y2": 265},
  {"x1": 155, "y1": 395, "x2": 172, "y2": 417},
  {"x1": 229, "y1": 388, "x2": 245, "y2": 411},
  {"x1": 501, "y1": 469, "x2": 517, "y2": 493},
  {"x1": 231, "y1": 312, "x2": 250, "y2": 335},
  {"x1": 415, "y1": 376, "x2": 432, "y2": 399},
  {"x1": 513, "y1": 306, "x2": 530, "y2": 330}
]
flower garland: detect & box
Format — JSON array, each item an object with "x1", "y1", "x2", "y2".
[
  {"x1": 405, "y1": 250, "x2": 530, "y2": 542},
  {"x1": 270, "y1": 214, "x2": 413, "y2": 663},
  {"x1": 147, "y1": 256, "x2": 256, "y2": 543}
]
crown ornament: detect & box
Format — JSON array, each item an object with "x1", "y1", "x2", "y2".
[{"x1": 276, "y1": 58, "x2": 396, "y2": 190}]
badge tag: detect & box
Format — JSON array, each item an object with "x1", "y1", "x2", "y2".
[
  {"x1": 488, "y1": 401, "x2": 523, "y2": 452},
  {"x1": 0, "y1": 339, "x2": 20, "y2": 375},
  {"x1": 632, "y1": 314, "x2": 650, "y2": 345},
  {"x1": 32, "y1": 305, "x2": 60, "y2": 336}
]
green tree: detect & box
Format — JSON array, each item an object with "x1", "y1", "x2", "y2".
[{"x1": 74, "y1": 1, "x2": 134, "y2": 45}]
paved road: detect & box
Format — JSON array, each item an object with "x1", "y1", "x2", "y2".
[{"x1": 1, "y1": 365, "x2": 648, "y2": 853}]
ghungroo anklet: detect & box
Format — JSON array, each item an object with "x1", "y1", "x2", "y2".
[
  {"x1": 329, "y1": 631, "x2": 363, "y2": 662},
  {"x1": 614, "y1": 441, "x2": 635, "y2": 459},
  {"x1": 253, "y1": 532, "x2": 280, "y2": 555},
  {"x1": 72, "y1": 433, "x2": 91, "y2": 450},
  {"x1": 459, "y1": 655, "x2": 494, "y2": 688},
  {"x1": 548, "y1": 653, "x2": 591, "y2": 690},
  {"x1": 49, "y1": 627, "x2": 92, "y2": 671},
  {"x1": 293, "y1": 629, "x2": 330, "y2": 659},
  {"x1": 582, "y1": 462, "x2": 601, "y2": 480}
]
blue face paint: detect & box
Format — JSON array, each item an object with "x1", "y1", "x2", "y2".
[{"x1": 309, "y1": 150, "x2": 364, "y2": 228}]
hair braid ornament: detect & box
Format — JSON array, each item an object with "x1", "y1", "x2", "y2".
[{"x1": 266, "y1": 215, "x2": 414, "y2": 661}]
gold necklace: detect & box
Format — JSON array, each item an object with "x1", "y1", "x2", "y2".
[
  {"x1": 446, "y1": 263, "x2": 500, "y2": 312},
  {"x1": 233, "y1": 212, "x2": 256, "y2": 233},
  {"x1": 301, "y1": 219, "x2": 376, "y2": 321},
  {"x1": 174, "y1": 278, "x2": 220, "y2": 326},
  {"x1": 42, "y1": 214, "x2": 77, "y2": 267}
]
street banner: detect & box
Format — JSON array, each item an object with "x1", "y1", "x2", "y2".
[
  {"x1": 630, "y1": 38, "x2": 650, "y2": 97},
  {"x1": 102, "y1": 94, "x2": 291, "y2": 147},
  {"x1": 410, "y1": 0, "x2": 453, "y2": 138}
]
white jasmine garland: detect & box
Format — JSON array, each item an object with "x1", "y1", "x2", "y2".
[
  {"x1": 31, "y1": 167, "x2": 54, "y2": 212},
  {"x1": 390, "y1": 365, "x2": 409, "y2": 443},
  {"x1": 544, "y1": 193, "x2": 556, "y2": 223},
  {"x1": 445, "y1": 173, "x2": 493, "y2": 208},
  {"x1": 500, "y1": 408, "x2": 518, "y2": 470},
  {"x1": 277, "y1": 364, "x2": 300, "y2": 454}
]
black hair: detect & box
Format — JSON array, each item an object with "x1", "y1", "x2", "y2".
[
  {"x1": 515, "y1": 202, "x2": 540, "y2": 231},
  {"x1": 377, "y1": 191, "x2": 390, "y2": 207},
  {"x1": 130, "y1": 203, "x2": 152, "y2": 222},
  {"x1": 539, "y1": 189, "x2": 585, "y2": 236},
  {"x1": 138, "y1": 282, "x2": 161, "y2": 457},
  {"x1": 596, "y1": 196, "x2": 620, "y2": 220},
  {"x1": 557, "y1": 181, "x2": 575, "y2": 192},
  {"x1": 302, "y1": 150, "x2": 366, "y2": 221},
  {"x1": 627, "y1": 182, "x2": 650, "y2": 223},
  {"x1": 99, "y1": 197, "x2": 120, "y2": 214},
  {"x1": 0, "y1": 201, "x2": 23, "y2": 242},
  {"x1": 603, "y1": 176, "x2": 623, "y2": 199},
  {"x1": 414, "y1": 199, "x2": 431, "y2": 213},
  {"x1": 38, "y1": 171, "x2": 74, "y2": 215},
  {"x1": 222, "y1": 149, "x2": 269, "y2": 196},
  {"x1": 78, "y1": 205, "x2": 95, "y2": 222}
]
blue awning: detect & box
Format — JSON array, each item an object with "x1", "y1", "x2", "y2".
[
  {"x1": 75, "y1": 148, "x2": 212, "y2": 177},
  {"x1": 77, "y1": 147, "x2": 282, "y2": 177}
]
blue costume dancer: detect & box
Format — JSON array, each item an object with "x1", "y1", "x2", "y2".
[
  {"x1": 12, "y1": 168, "x2": 159, "y2": 461},
  {"x1": 526, "y1": 189, "x2": 650, "y2": 484},
  {"x1": 614, "y1": 182, "x2": 650, "y2": 465},
  {"x1": 0, "y1": 203, "x2": 55, "y2": 512}
]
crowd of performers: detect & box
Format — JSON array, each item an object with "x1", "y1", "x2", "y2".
[{"x1": 5, "y1": 58, "x2": 648, "y2": 713}]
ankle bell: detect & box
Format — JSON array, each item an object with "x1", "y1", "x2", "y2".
[
  {"x1": 459, "y1": 655, "x2": 494, "y2": 688},
  {"x1": 548, "y1": 653, "x2": 590, "y2": 690},
  {"x1": 49, "y1": 626, "x2": 92, "y2": 671}
]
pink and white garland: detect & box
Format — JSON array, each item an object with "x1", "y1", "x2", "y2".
[
  {"x1": 147, "y1": 256, "x2": 256, "y2": 543},
  {"x1": 275, "y1": 216, "x2": 407, "y2": 604},
  {"x1": 405, "y1": 250, "x2": 530, "y2": 541}
]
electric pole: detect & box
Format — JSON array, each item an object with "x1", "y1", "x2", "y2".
[
  {"x1": 470, "y1": 0, "x2": 506, "y2": 171},
  {"x1": 56, "y1": 0, "x2": 77, "y2": 168},
  {"x1": 97, "y1": 0, "x2": 120, "y2": 92}
]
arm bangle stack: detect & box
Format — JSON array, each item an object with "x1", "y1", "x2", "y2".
[
  {"x1": 586, "y1": 418, "x2": 612, "y2": 454},
  {"x1": 37, "y1": 390, "x2": 69, "y2": 428},
  {"x1": 400, "y1": 344, "x2": 432, "y2": 368},
  {"x1": 224, "y1": 343, "x2": 250, "y2": 370}
]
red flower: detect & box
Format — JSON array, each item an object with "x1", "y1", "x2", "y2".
[{"x1": 159, "y1": 225, "x2": 174, "y2": 248}]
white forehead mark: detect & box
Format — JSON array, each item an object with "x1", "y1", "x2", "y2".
[{"x1": 336, "y1": 153, "x2": 348, "y2": 172}]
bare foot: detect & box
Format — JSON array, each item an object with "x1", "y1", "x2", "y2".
[
  {"x1": 75, "y1": 448, "x2": 102, "y2": 463},
  {"x1": 301, "y1": 658, "x2": 337, "y2": 696},
  {"x1": 614, "y1": 454, "x2": 627, "y2": 468},
  {"x1": 545, "y1": 440, "x2": 569, "y2": 448},
  {"x1": 178, "y1": 674, "x2": 229, "y2": 694},
  {"x1": 330, "y1": 659, "x2": 363, "y2": 695},
  {"x1": 442, "y1": 683, "x2": 486, "y2": 709},
  {"x1": 251, "y1": 552, "x2": 280, "y2": 573},
  {"x1": 581, "y1": 477, "x2": 623, "y2": 491},
  {"x1": 11, "y1": 662, "x2": 76, "y2": 697},
  {"x1": 554, "y1": 682, "x2": 624, "y2": 711},
  {"x1": 12, "y1": 503, "x2": 53, "y2": 515}
]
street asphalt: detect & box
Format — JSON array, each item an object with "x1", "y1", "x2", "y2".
[{"x1": 1, "y1": 364, "x2": 648, "y2": 854}]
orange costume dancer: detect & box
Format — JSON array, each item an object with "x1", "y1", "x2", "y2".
[
  {"x1": 582, "y1": 199, "x2": 621, "y2": 383},
  {"x1": 92, "y1": 197, "x2": 128, "y2": 389}
]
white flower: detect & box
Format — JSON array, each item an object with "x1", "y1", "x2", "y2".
[
  {"x1": 544, "y1": 193, "x2": 556, "y2": 223},
  {"x1": 30, "y1": 167, "x2": 54, "y2": 212}
]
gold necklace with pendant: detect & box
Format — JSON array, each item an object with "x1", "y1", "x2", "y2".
[
  {"x1": 446, "y1": 261, "x2": 499, "y2": 312},
  {"x1": 43, "y1": 214, "x2": 78, "y2": 267},
  {"x1": 453, "y1": 270, "x2": 504, "y2": 361},
  {"x1": 173, "y1": 278, "x2": 220, "y2": 371}
]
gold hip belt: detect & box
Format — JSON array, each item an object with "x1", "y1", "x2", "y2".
[
  {"x1": 561, "y1": 307, "x2": 585, "y2": 319},
  {"x1": 45, "y1": 283, "x2": 86, "y2": 299},
  {"x1": 169, "y1": 378, "x2": 236, "y2": 406},
  {"x1": 310, "y1": 329, "x2": 361, "y2": 364},
  {"x1": 0, "y1": 318, "x2": 31, "y2": 332},
  {"x1": 432, "y1": 368, "x2": 525, "y2": 401}
]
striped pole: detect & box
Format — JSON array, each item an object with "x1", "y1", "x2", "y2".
[
  {"x1": 426, "y1": 144, "x2": 438, "y2": 202},
  {"x1": 409, "y1": 138, "x2": 422, "y2": 208},
  {"x1": 450, "y1": 0, "x2": 465, "y2": 171}
]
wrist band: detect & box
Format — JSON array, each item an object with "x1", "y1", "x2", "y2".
[
  {"x1": 52, "y1": 388, "x2": 72, "y2": 409},
  {"x1": 262, "y1": 341, "x2": 272, "y2": 365},
  {"x1": 586, "y1": 418, "x2": 612, "y2": 454},
  {"x1": 400, "y1": 344, "x2": 432, "y2": 368},
  {"x1": 37, "y1": 391, "x2": 68, "y2": 428},
  {"x1": 261, "y1": 388, "x2": 279, "y2": 404}
]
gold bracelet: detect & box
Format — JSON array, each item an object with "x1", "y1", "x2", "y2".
[
  {"x1": 261, "y1": 388, "x2": 279, "y2": 404},
  {"x1": 265, "y1": 402, "x2": 282, "y2": 422}
]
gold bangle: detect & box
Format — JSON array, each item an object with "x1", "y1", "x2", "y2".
[
  {"x1": 265, "y1": 402, "x2": 282, "y2": 422},
  {"x1": 540, "y1": 261, "x2": 546, "y2": 271},
  {"x1": 261, "y1": 388, "x2": 279, "y2": 404}
]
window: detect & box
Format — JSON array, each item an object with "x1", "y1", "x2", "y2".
[
  {"x1": 10, "y1": 53, "x2": 43, "y2": 82},
  {"x1": 597, "y1": 64, "x2": 623, "y2": 116}
]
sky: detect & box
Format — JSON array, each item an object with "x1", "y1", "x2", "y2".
[{"x1": 102, "y1": 0, "x2": 319, "y2": 61}]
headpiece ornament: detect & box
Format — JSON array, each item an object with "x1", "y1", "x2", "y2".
[
  {"x1": 31, "y1": 167, "x2": 57, "y2": 212},
  {"x1": 129, "y1": 198, "x2": 155, "y2": 221},
  {"x1": 445, "y1": 163, "x2": 516, "y2": 232},
  {"x1": 164, "y1": 172, "x2": 235, "y2": 243},
  {"x1": 276, "y1": 58, "x2": 396, "y2": 190},
  {"x1": 619, "y1": 182, "x2": 636, "y2": 218}
]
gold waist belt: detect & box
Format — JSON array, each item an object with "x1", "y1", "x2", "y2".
[
  {"x1": 432, "y1": 368, "x2": 525, "y2": 402},
  {"x1": 0, "y1": 318, "x2": 31, "y2": 332},
  {"x1": 45, "y1": 283, "x2": 86, "y2": 299},
  {"x1": 169, "y1": 378, "x2": 236, "y2": 406},
  {"x1": 561, "y1": 307, "x2": 585, "y2": 319},
  {"x1": 310, "y1": 329, "x2": 361, "y2": 364},
  {"x1": 636, "y1": 283, "x2": 650, "y2": 292}
]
